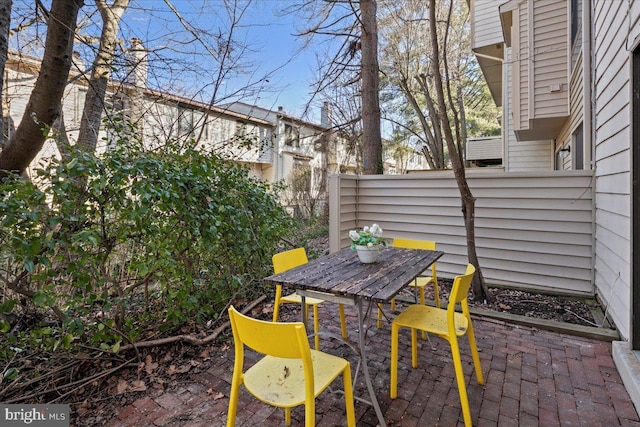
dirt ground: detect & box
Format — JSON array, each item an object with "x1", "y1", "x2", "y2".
[{"x1": 442, "y1": 280, "x2": 603, "y2": 327}]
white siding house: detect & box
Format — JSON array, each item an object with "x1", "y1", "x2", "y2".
[
  {"x1": 467, "y1": 0, "x2": 640, "y2": 413},
  {"x1": 2, "y1": 51, "x2": 359, "y2": 217}
]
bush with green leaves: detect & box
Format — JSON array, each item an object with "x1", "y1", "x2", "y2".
[{"x1": 0, "y1": 137, "x2": 292, "y2": 354}]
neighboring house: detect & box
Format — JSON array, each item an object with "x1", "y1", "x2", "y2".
[
  {"x1": 466, "y1": 136, "x2": 502, "y2": 168},
  {"x1": 1, "y1": 48, "x2": 361, "y2": 216},
  {"x1": 469, "y1": 0, "x2": 640, "y2": 411},
  {"x1": 3, "y1": 51, "x2": 274, "y2": 178},
  {"x1": 223, "y1": 101, "x2": 359, "y2": 214},
  {"x1": 383, "y1": 143, "x2": 428, "y2": 174}
]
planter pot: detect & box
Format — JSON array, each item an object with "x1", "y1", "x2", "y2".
[{"x1": 355, "y1": 245, "x2": 382, "y2": 264}]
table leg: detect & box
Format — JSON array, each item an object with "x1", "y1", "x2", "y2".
[
  {"x1": 300, "y1": 295, "x2": 307, "y2": 325},
  {"x1": 357, "y1": 299, "x2": 387, "y2": 427}
]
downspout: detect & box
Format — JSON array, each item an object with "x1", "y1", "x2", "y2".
[
  {"x1": 502, "y1": 47, "x2": 510, "y2": 172},
  {"x1": 585, "y1": 0, "x2": 596, "y2": 294}
]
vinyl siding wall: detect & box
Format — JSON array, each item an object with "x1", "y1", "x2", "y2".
[
  {"x1": 503, "y1": 47, "x2": 554, "y2": 171},
  {"x1": 591, "y1": 0, "x2": 640, "y2": 340},
  {"x1": 329, "y1": 171, "x2": 594, "y2": 296},
  {"x1": 532, "y1": 1, "x2": 569, "y2": 119},
  {"x1": 514, "y1": 7, "x2": 530, "y2": 130},
  {"x1": 511, "y1": 1, "x2": 568, "y2": 134},
  {"x1": 556, "y1": 45, "x2": 585, "y2": 170},
  {"x1": 466, "y1": 137, "x2": 502, "y2": 161},
  {"x1": 470, "y1": 0, "x2": 503, "y2": 51}
]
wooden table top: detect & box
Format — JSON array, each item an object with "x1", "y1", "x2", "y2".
[{"x1": 263, "y1": 247, "x2": 444, "y2": 303}]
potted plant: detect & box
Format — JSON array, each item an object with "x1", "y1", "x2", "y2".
[{"x1": 349, "y1": 223, "x2": 388, "y2": 263}]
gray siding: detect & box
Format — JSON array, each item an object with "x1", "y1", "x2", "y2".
[
  {"x1": 467, "y1": 137, "x2": 502, "y2": 161},
  {"x1": 503, "y1": 48, "x2": 554, "y2": 171},
  {"x1": 329, "y1": 171, "x2": 594, "y2": 296},
  {"x1": 515, "y1": 6, "x2": 530, "y2": 129},
  {"x1": 532, "y1": 0, "x2": 569, "y2": 119},
  {"x1": 471, "y1": 0, "x2": 503, "y2": 51},
  {"x1": 591, "y1": 0, "x2": 639, "y2": 340}
]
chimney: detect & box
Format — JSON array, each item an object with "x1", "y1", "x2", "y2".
[
  {"x1": 72, "y1": 51, "x2": 84, "y2": 73},
  {"x1": 126, "y1": 38, "x2": 148, "y2": 88},
  {"x1": 321, "y1": 101, "x2": 331, "y2": 128}
]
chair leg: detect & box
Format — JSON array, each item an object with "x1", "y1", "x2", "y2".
[
  {"x1": 343, "y1": 364, "x2": 356, "y2": 426},
  {"x1": 312, "y1": 305, "x2": 320, "y2": 350},
  {"x1": 466, "y1": 321, "x2": 485, "y2": 385},
  {"x1": 410, "y1": 328, "x2": 419, "y2": 368},
  {"x1": 390, "y1": 322, "x2": 399, "y2": 399},
  {"x1": 304, "y1": 392, "x2": 315, "y2": 427},
  {"x1": 273, "y1": 287, "x2": 282, "y2": 322},
  {"x1": 450, "y1": 337, "x2": 473, "y2": 427},
  {"x1": 419, "y1": 289, "x2": 427, "y2": 340},
  {"x1": 433, "y1": 280, "x2": 440, "y2": 309},
  {"x1": 226, "y1": 367, "x2": 242, "y2": 427},
  {"x1": 376, "y1": 303, "x2": 384, "y2": 329},
  {"x1": 339, "y1": 304, "x2": 347, "y2": 338},
  {"x1": 285, "y1": 407, "x2": 291, "y2": 425}
]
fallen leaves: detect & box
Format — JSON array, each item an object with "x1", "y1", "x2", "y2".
[{"x1": 207, "y1": 388, "x2": 224, "y2": 400}]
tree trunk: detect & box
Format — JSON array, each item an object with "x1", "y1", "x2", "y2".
[
  {"x1": 0, "y1": 0, "x2": 83, "y2": 179},
  {"x1": 0, "y1": 0, "x2": 13, "y2": 149},
  {"x1": 427, "y1": 0, "x2": 492, "y2": 302},
  {"x1": 76, "y1": 0, "x2": 129, "y2": 153},
  {"x1": 360, "y1": 0, "x2": 382, "y2": 174}
]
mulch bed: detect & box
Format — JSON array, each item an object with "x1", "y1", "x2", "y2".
[{"x1": 416, "y1": 278, "x2": 607, "y2": 328}]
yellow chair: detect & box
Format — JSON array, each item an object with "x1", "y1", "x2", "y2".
[
  {"x1": 226, "y1": 306, "x2": 356, "y2": 427},
  {"x1": 272, "y1": 247, "x2": 347, "y2": 350},
  {"x1": 390, "y1": 264, "x2": 484, "y2": 427},
  {"x1": 377, "y1": 238, "x2": 440, "y2": 331}
]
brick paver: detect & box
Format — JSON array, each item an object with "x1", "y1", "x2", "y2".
[{"x1": 107, "y1": 303, "x2": 640, "y2": 426}]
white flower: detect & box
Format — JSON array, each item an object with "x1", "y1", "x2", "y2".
[{"x1": 348, "y1": 223, "x2": 387, "y2": 250}]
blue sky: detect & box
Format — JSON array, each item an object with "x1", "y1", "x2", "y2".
[
  {"x1": 11, "y1": 0, "x2": 331, "y2": 122},
  {"x1": 121, "y1": 0, "x2": 324, "y2": 121}
]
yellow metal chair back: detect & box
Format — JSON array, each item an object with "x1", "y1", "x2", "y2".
[
  {"x1": 390, "y1": 264, "x2": 484, "y2": 427},
  {"x1": 272, "y1": 247, "x2": 347, "y2": 349},
  {"x1": 377, "y1": 237, "x2": 440, "y2": 330},
  {"x1": 393, "y1": 237, "x2": 436, "y2": 250},
  {"x1": 393, "y1": 237, "x2": 439, "y2": 306},
  {"x1": 230, "y1": 304, "x2": 309, "y2": 359},
  {"x1": 226, "y1": 306, "x2": 356, "y2": 427},
  {"x1": 273, "y1": 247, "x2": 308, "y2": 275},
  {"x1": 449, "y1": 263, "x2": 475, "y2": 314}
]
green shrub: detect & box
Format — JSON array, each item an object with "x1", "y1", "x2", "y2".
[{"x1": 0, "y1": 136, "x2": 292, "y2": 354}]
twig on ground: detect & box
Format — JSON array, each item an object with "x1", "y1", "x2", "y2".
[{"x1": 118, "y1": 295, "x2": 266, "y2": 352}]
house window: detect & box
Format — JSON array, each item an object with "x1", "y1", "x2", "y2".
[
  {"x1": 178, "y1": 107, "x2": 195, "y2": 139},
  {"x1": 76, "y1": 87, "x2": 87, "y2": 123},
  {"x1": 106, "y1": 94, "x2": 126, "y2": 147},
  {"x1": 573, "y1": 123, "x2": 584, "y2": 170},
  {"x1": 284, "y1": 123, "x2": 299, "y2": 147},
  {"x1": 235, "y1": 120, "x2": 247, "y2": 138},
  {"x1": 191, "y1": 111, "x2": 207, "y2": 140}
]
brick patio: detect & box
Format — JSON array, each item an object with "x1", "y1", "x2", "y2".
[{"x1": 107, "y1": 303, "x2": 640, "y2": 426}]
